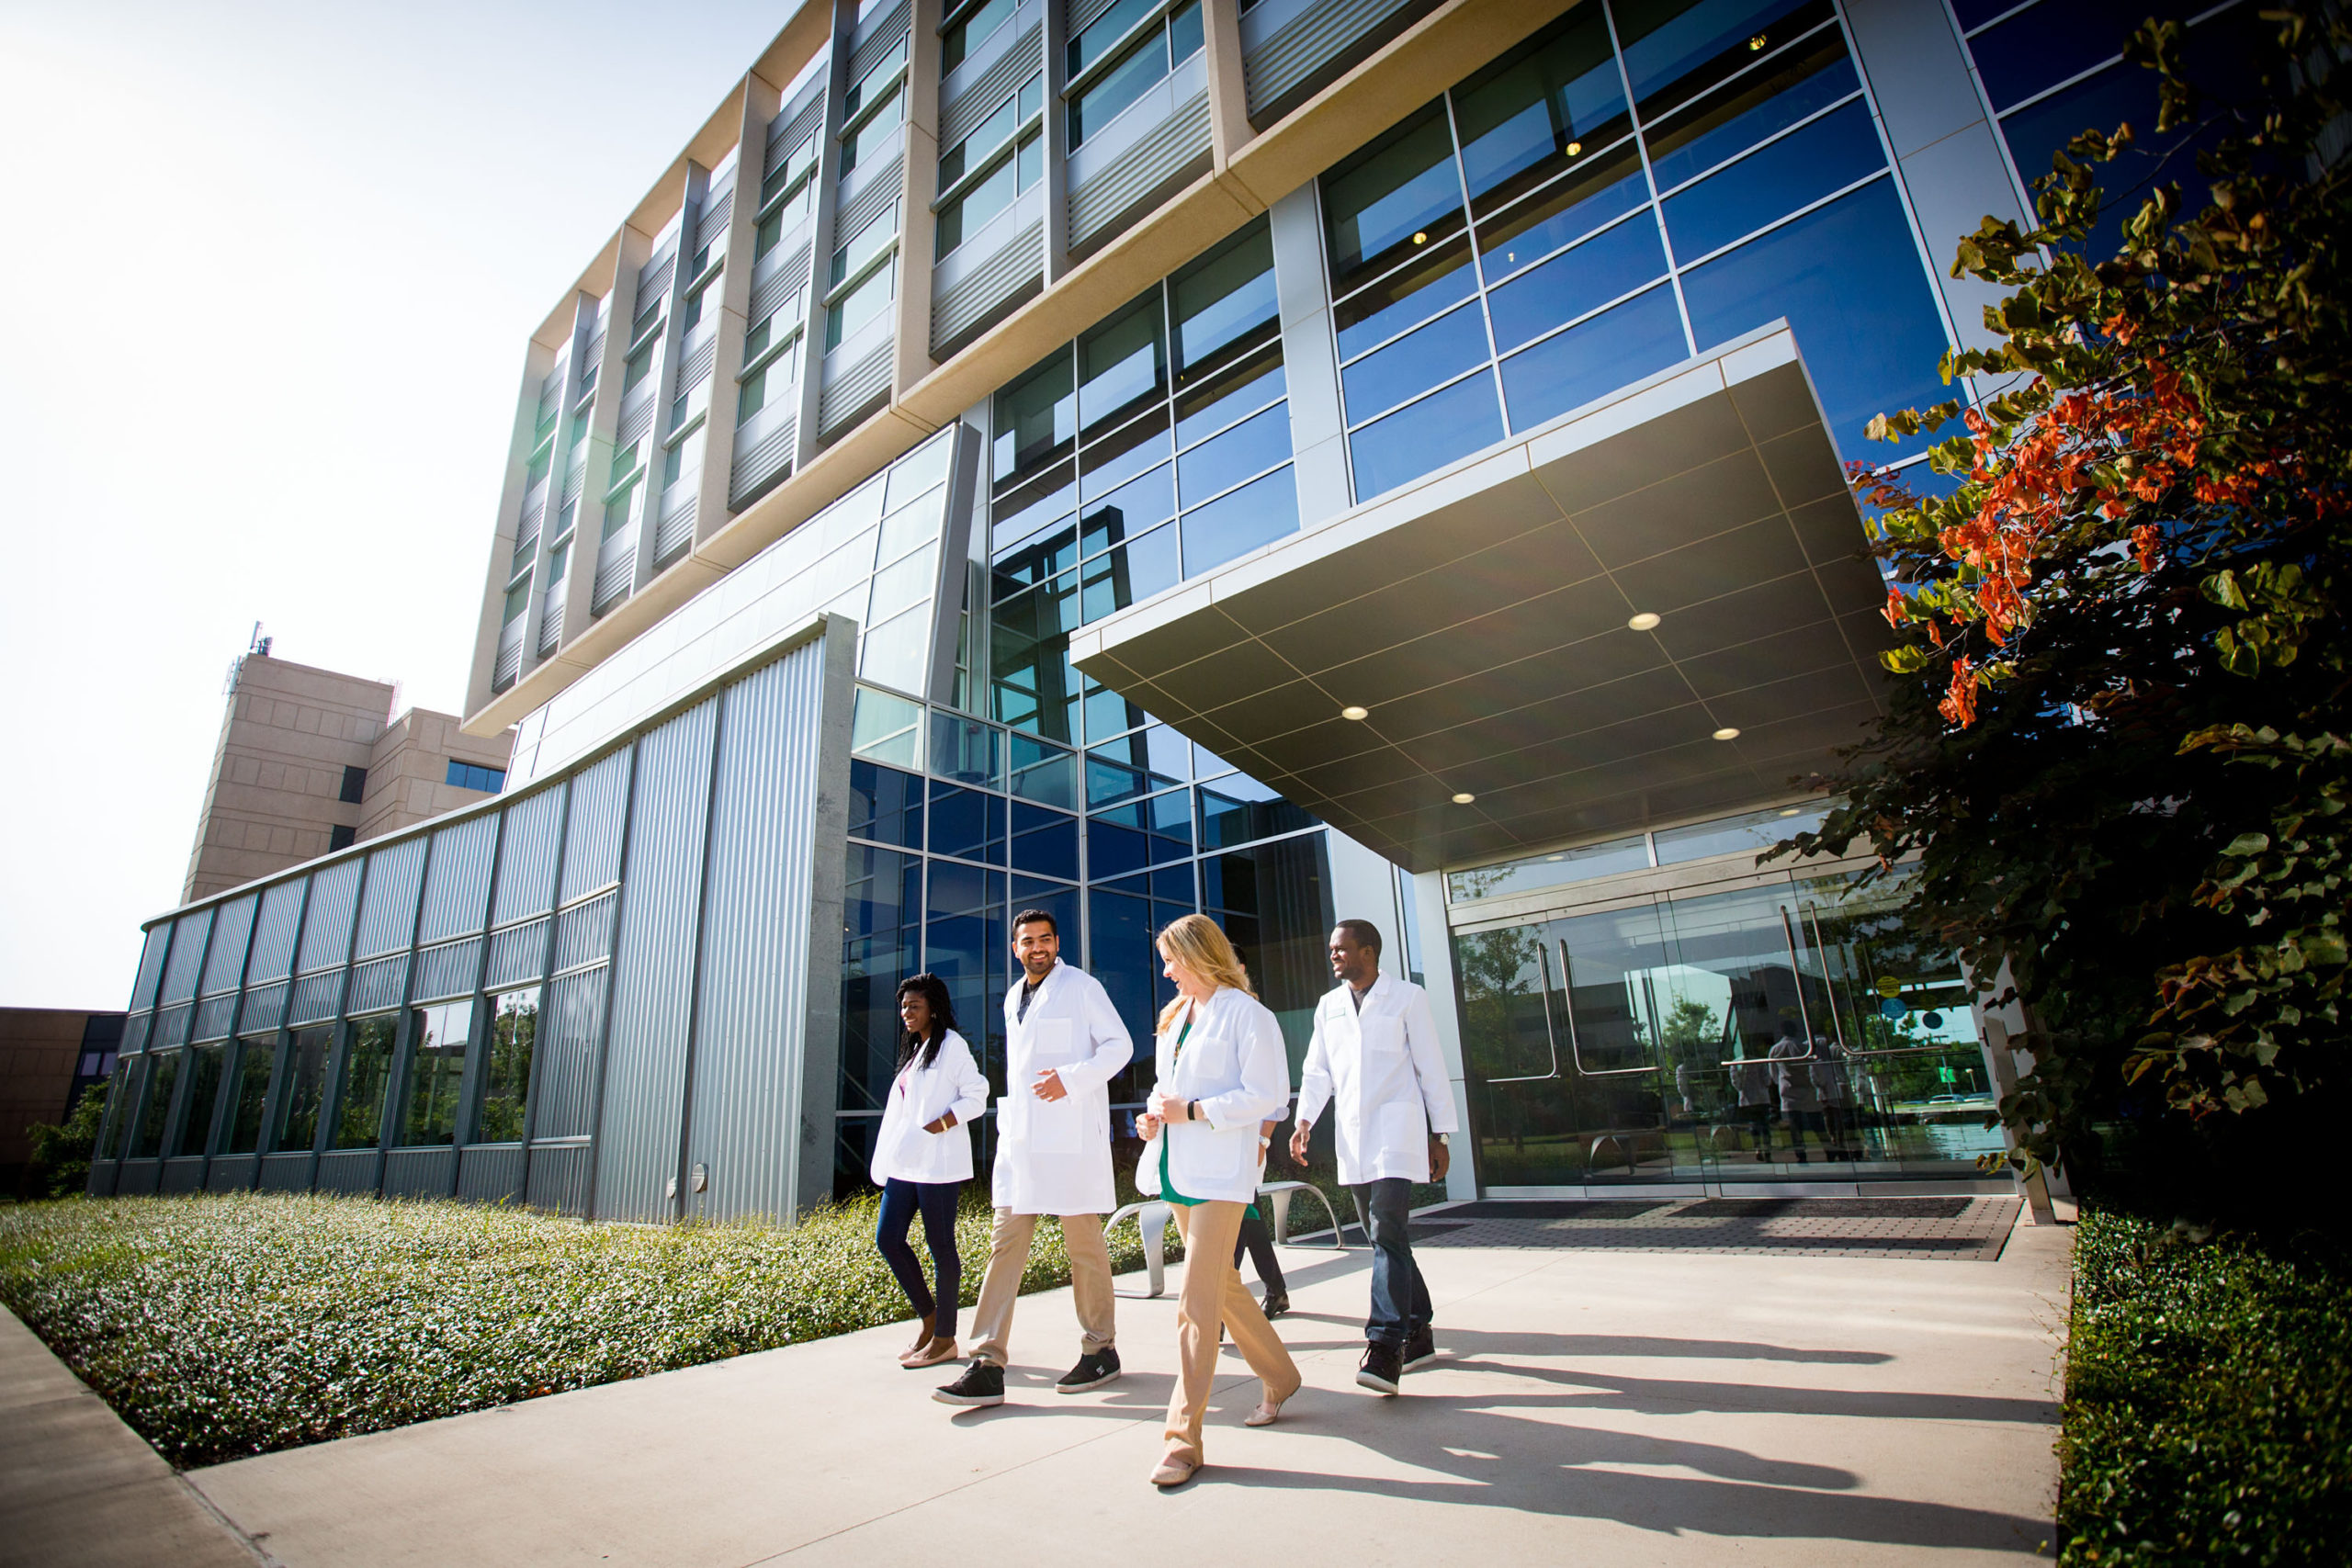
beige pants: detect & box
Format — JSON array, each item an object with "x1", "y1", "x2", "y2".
[
  {"x1": 1164, "y1": 1201, "x2": 1301, "y2": 1468},
  {"x1": 967, "y1": 1208, "x2": 1115, "y2": 1368}
]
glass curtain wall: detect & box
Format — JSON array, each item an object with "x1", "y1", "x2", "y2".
[
  {"x1": 1317, "y1": 0, "x2": 1953, "y2": 502},
  {"x1": 835, "y1": 683, "x2": 1332, "y2": 1199},
  {"x1": 1453, "y1": 862, "x2": 2001, "y2": 1188},
  {"x1": 988, "y1": 216, "x2": 1295, "y2": 745}
]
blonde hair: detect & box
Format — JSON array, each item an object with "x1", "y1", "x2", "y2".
[{"x1": 1154, "y1": 913, "x2": 1253, "y2": 1032}]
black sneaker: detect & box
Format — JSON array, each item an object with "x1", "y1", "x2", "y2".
[
  {"x1": 1403, "y1": 1328, "x2": 1436, "y2": 1371},
  {"x1": 933, "y1": 1359, "x2": 1004, "y2": 1407},
  {"x1": 1055, "y1": 1347, "x2": 1121, "y2": 1393},
  {"x1": 1356, "y1": 1341, "x2": 1402, "y2": 1395}
]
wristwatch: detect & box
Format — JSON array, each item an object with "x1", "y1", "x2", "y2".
[{"x1": 1187, "y1": 1100, "x2": 1201, "y2": 1122}]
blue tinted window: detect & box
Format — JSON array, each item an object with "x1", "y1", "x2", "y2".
[
  {"x1": 1088, "y1": 755, "x2": 1150, "y2": 809},
  {"x1": 1341, "y1": 301, "x2": 1492, "y2": 423},
  {"x1": 1010, "y1": 802, "x2": 1080, "y2": 879},
  {"x1": 1182, "y1": 466, "x2": 1298, "y2": 575},
  {"x1": 1095, "y1": 787, "x2": 1195, "y2": 861},
  {"x1": 1080, "y1": 463, "x2": 1175, "y2": 554},
  {"x1": 841, "y1": 843, "x2": 922, "y2": 1111},
  {"x1": 1661, "y1": 98, "x2": 1884, "y2": 262},
  {"x1": 1080, "y1": 522, "x2": 1182, "y2": 622},
  {"x1": 1616, "y1": 0, "x2": 1822, "y2": 113},
  {"x1": 1175, "y1": 346, "x2": 1284, "y2": 446},
  {"x1": 848, "y1": 760, "x2": 923, "y2": 847},
  {"x1": 929, "y1": 783, "x2": 1006, "y2": 863},
  {"x1": 1008, "y1": 733, "x2": 1080, "y2": 808},
  {"x1": 1645, "y1": 37, "x2": 1858, "y2": 192},
  {"x1": 1069, "y1": 29, "x2": 1170, "y2": 149},
  {"x1": 1176, "y1": 402, "x2": 1290, "y2": 503},
  {"x1": 989, "y1": 463, "x2": 1074, "y2": 556},
  {"x1": 1348, "y1": 374, "x2": 1503, "y2": 501},
  {"x1": 1680, "y1": 180, "x2": 1951, "y2": 459},
  {"x1": 924, "y1": 876, "x2": 1005, "y2": 1063},
  {"x1": 1199, "y1": 775, "x2": 1318, "y2": 851},
  {"x1": 991, "y1": 523, "x2": 1078, "y2": 599},
  {"x1": 1499, "y1": 284, "x2": 1688, "y2": 432},
  {"x1": 445, "y1": 761, "x2": 506, "y2": 792},
  {"x1": 1485, "y1": 216, "x2": 1668, "y2": 354},
  {"x1": 1971, "y1": 0, "x2": 2202, "y2": 112},
  {"x1": 1171, "y1": 220, "x2": 1277, "y2": 373},
  {"x1": 1451, "y1": 6, "x2": 1628, "y2": 210},
  {"x1": 1082, "y1": 676, "x2": 1148, "y2": 746},
  {"x1": 1476, "y1": 141, "x2": 1648, "y2": 285},
  {"x1": 1150, "y1": 863, "x2": 1193, "y2": 901},
  {"x1": 1078, "y1": 294, "x2": 1168, "y2": 439},
  {"x1": 1079, "y1": 408, "x2": 1171, "y2": 502},
  {"x1": 1090, "y1": 886, "x2": 1155, "y2": 1033},
  {"x1": 1091, "y1": 724, "x2": 1188, "y2": 788},
  {"x1": 1322, "y1": 105, "x2": 1467, "y2": 293},
  {"x1": 989, "y1": 571, "x2": 1080, "y2": 740},
  {"x1": 1088, "y1": 818, "x2": 1148, "y2": 879},
  {"x1": 1335, "y1": 241, "x2": 1476, "y2": 362}
]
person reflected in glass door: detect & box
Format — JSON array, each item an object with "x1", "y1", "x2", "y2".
[
  {"x1": 1770, "y1": 1027, "x2": 1822, "y2": 1163},
  {"x1": 1730, "y1": 1046, "x2": 1775, "y2": 1161},
  {"x1": 871, "y1": 975, "x2": 989, "y2": 1370},
  {"x1": 1812, "y1": 1034, "x2": 1859, "y2": 1162}
]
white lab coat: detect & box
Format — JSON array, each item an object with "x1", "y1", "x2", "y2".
[
  {"x1": 1135, "y1": 987, "x2": 1291, "y2": 1206},
  {"x1": 1770, "y1": 1035, "x2": 1822, "y2": 1112},
  {"x1": 1297, "y1": 973, "x2": 1460, "y2": 1186},
  {"x1": 868, "y1": 1029, "x2": 990, "y2": 1187},
  {"x1": 992, "y1": 960, "x2": 1134, "y2": 1215}
]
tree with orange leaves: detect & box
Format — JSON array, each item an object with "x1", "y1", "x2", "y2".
[{"x1": 1778, "y1": 9, "x2": 2349, "y2": 1197}]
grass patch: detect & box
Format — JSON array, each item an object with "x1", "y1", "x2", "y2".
[
  {"x1": 0, "y1": 1191, "x2": 1164, "y2": 1469},
  {"x1": 2059, "y1": 1206, "x2": 2352, "y2": 1565}
]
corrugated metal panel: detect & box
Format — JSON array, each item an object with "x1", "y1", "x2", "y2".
[
  {"x1": 676, "y1": 335, "x2": 717, "y2": 394},
  {"x1": 356, "y1": 840, "x2": 426, "y2": 958},
  {"x1": 834, "y1": 164, "x2": 902, "y2": 248},
  {"x1": 525, "y1": 1142, "x2": 596, "y2": 1216},
  {"x1": 616, "y1": 391, "x2": 655, "y2": 451},
  {"x1": 161, "y1": 1159, "x2": 207, "y2": 1194},
  {"x1": 1069, "y1": 91, "x2": 1211, "y2": 247},
  {"x1": 685, "y1": 639, "x2": 829, "y2": 1221},
  {"x1": 655, "y1": 491, "x2": 698, "y2": 563},
  {"x1": 193, "y1": 996, "x2": 236, "y2": 1043},
  {"x1": 457, "y1": 1144, "x2": 526, "y2": 1202},
  {"x1": 200, "y1": 896, "x2": 258, "y2": 995},
  {"x1": 419, "y1": 815, "x2": 498, "y2": 942},
  {"x1": 240, "y1": 982, "x2": 288, "y2": 1033},
  {"x1": 248, "y1": 881, "x2": 306, "y2": 983},
  {"x1": 849, "y1": 1, "x2": 910, "y2": 76},
  {"x1": 638, "y1": 249, "x2": 677, "y2": 307},
  {"x1": 485, "y1": 920, "x2": 548, "y2": 991},
  {"x1": 161, "y1": 908, "x2": 213, "y2": 1004},
  {"x1": 130, "y1": 926, "x2": 171, "y2": 1011},
  {"x1": 593, "y1": 700, "x2": 718, "y2": 1222},
  {"x1": 119, "y1": 1011, "x2": 151, "y2": 1056},
  {"x1": 560, "y1": 748, "x2": 632, "y2": 905},
  {"x1": 820, "y1": 342, "x2": 895, "y2": 434},
  {"x1": 1241, "y1": 0, "x2": 1420, "y2": 118},
  {"x1": 770, "y1": 85, "x2": 826, "y2": 160},
  {"x1": 156, "y1": 1004, "x2": 192, "y2": 1048},
  {"x1": 552, "y1": 891, "x2": 619, "y2": 973},
  {"x1": 594, "y1": 526, "x2": 639, "y2": 612},
  {"x1": 694, "y1": 188, "x2": 735, "y2": 257},
  {"x1": 205, "y1": 1156, "x2": 258, "y2": 1192},
  {"x1": 288, "y1": 972, "x2": 345, "y2": 1025},
  {"x1": 348, "y1": 954, "x2": 409, "y2": 1015},
  {"x1": 940, "y1": 21, "x2": 1042, "y2": 147},
  {"x1": 116, "y1": 1161, "x2": 162, "y2": 1196},
  {"x1": 86, "y1": 1159, "x2": 119, "y2": 1197},
  {"x1": 749, "y1": 243, "x2": 811, "y2": 324},
  {"x1": 313, "y1": 1149, "x2": 379, "y2": 1195},
  {"x1": 529, "y1": 966, "x2": 610, "y2": 1141},
  {"x1": 412, "y1": 939, "x2": 481, "y2": 1002},
  {"x1": 381, "y1": 1147, "x2": 457, "y2": 1199},
  {"x1": 932, "y1": 220, "x2": 1043, "y2": 354},
  {"x1": 298, "y1": 861, "x2": 364, "y2": 973},
  {"x1": 729, "y1": 414, "x2": 798, "y2": 510},
  {"x1": 1069, "y1": 0, "x2": 1123, "y2": 36},
  {"x1": 256, "y1": 1154, "x2": 312, "y2": 1192},
  {"x1": 492, "y1": 786, "x2": 564, "y2": 926}
]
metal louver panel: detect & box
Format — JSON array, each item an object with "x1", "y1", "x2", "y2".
[
  {"x1": 485, "y1": 919, "x2": 548, "y2": 991},
  {"x1": 383, "y1": 1147, "x2": 457, "y2": 1200},
  {"x1": 562, "y1": 452, "x2": 587, "y2": 502},
  {"x1": 458, "y1": 1144, "x2": 525, "y2": 1201},
  {"x1": 520, "y1": 491, "x2": 547, "y2": 540},
  {"x1": 615, "y1": 393, "x2": 654, "y2": 451},
  {"x1": 419, "y1": 815, "x2": 498, "y2": 942},
  {"x1": 834, "y1": 161, "x2": 903, "y2": 244},
  {"x1": 356, "y1": 840, "x2": 426, "y2": 959},
  {"x1": 750, "y1": 244, "x2": 812, "y2": 325},
  {"x1": 940, "y1": 23, "x2": 1042, "y2": 147},
  {"x1": 162, "y1": 909, "x2": 212, "y2": 1003},
  {"x1": 552, "y1": 889, "x2": 619, "y2": 973},
  {"x1": 932, "y1": 220, "x2": 1043, "y2": 354},
  {"x1": 537, "y1": 592, "x2": 564, "y2": 655},
  {"x1": 492, "y1": 785, "x2": 563, "y2": 925},
  {"x1": 676, "y1": 336, "x2": 717, "y2": 394},
  {"x1": 193, "y1": 995, "x2": 236, "y2": 1043},
  {"x1": 594, "y1": 528, "x2": 638, "y2": 613},
  {"x1": 769, "y1": 92, "x2": 826, "y2": 166},
  {"x1": 654, "y1": 491, "x2": 698, "y2": 564},
  {"x1": 848, "y1": 2, "x2": 910, "y2": 77},
  {"x1": 1067, "y1": 0, "x2": 1122, "y2": 37},
  {"x1": 241, "y1": 981, "x2": 288, "y2": 1032},
  {"x1": 201, "y1": 896, "x2": 257, "y2": 994},
  {"x1": 560, "y1": 747, "x2": 631, "y2": 904},
  {"x1": 288, "y1": 971, "x2": 345, "y2": 1025},
  {"x1": 583, "y1": 329, "x2": 606, "y2": 370},
  {"x1": 495, "y1": 621, "x2": 525, "y2": 688},
  {"x1": 638, "y1": 250, "x2": 677, "y2": 308},
  {"x1": 729, "y1": 413, "x2": 797, "y2": 510},
  {"x1": 1069, "y1": 91, "x2": 1210, "y2": 247},
  {"x1": 298, "y1": 861, "x2": 364, "y2": 973},
  {"x1": 348, "y1": 953, "x2": 408, "y2": 1014},
  {"x1": 155, "y1": 1004, "x2": 192, "y2": 1048},
  {"x1": 1242, "y1": 0, "x2": 1421, "y2": 119},
  {"x1": 820, "y1": 343, "x2": 894, "y2": 435},
  {"x1": 129, "y1": 929, "x2": 170, "y2": 1012},
  {"x1": 539, "y1": 364, "x2": 566, "y2": 403},
  {"x1": 695, "y1": 190, "x2": 734, "y2": 256},
  {"x1": 411, "y1": 938, "x2": 481, "y2": 1002}
]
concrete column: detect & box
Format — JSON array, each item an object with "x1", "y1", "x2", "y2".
[
  {"x1": 792, "y1": 0, "x2": 864, "y2": 471},
  {"x1": 1201, "y1": 0, "x2": 1254, "y2": 169},
  {"x1": 1408, "y1": 866, "x2": 1478, "y2": 1201},
  {"x1": 1266, "y1": 179, "x2": 1351, "y2": 525},
  {"x1": 694, "y1": 76, "x2": 780, "y2": 551},
  {"x1": 467, "y1": 340, "x2": 560, "y2": 715},
  {"x1": 631, "y1": 168, "x2": 700, "y2": 594},
  {"x1": 554, "y1": 289, "x2": 614, "y2": 656},
  {"x1": 895, "y1": 0, "x2": 946, "y2": 395}
]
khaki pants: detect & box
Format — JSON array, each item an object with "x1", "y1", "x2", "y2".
[
  {"x1": 1164, "y1": 1201, "x2": 1301, "y2": 1468},
  {"x1": 967, "y1": 1208, "x2": 1115, "y2": 1368}
]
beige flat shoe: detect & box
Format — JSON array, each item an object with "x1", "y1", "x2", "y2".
[
  {"x1": 1244, "y1": 1394, "x2": 1287, "y2": 1427},
  {"x1": 1149, "y1": 1457, "x2": 1198, "y2": 1488},
  {"x1": 899, "y1": 1316, "x2": 935, "y2": 1361},
  {"x1": 901, "y1": 1337, "x2": 960, "y2": 1369}
]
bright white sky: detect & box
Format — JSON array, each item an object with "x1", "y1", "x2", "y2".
[{"x1": 0, "y1": 0, "x2": 791, "y2": 1009}]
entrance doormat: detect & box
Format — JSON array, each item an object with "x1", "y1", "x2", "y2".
[{"x1": 1680, "y1": 1197, "x2": 1975, "y2": 1219}]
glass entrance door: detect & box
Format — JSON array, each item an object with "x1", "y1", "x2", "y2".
[{"x1": 1453, "y1": 868, "x2": 2005, "y2": 1188}]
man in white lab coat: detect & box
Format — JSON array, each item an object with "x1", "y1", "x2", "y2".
[
  {"x1": 1290, "y1": 919, "x2": 1459, "y2": 1396},
  {"x1": 934, "y1": 908, "x2": 1133, "y2": 1408}
]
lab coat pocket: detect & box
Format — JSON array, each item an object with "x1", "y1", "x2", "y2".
[
  {"x1": 1359, "y1": 1014, "x2": 1405, "y2": 1057},
  {"x1": 1378, "y1": 1100, "x2": 1418, "y2": 1153},
  {"x1": 1029, "y1": 1094, "x2": 1082, "y2": 1156},
  {"x1": 1032, "y1": 1017, "x2": 1076, "y2": 1065},
  {"x1": 1182, "y1": 1033, "x2": 1233, "y2": 1089}
]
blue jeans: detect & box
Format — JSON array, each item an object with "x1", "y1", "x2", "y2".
[
  {"x1": 876, "y1": 1179, "x2": 962, "y2": 1338},
  {"x1": 1351, "y1": 1178, "x2": 1430, "y2": 1348}
]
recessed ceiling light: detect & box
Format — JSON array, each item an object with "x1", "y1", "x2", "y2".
[
  {"x1": 1565, "y1": 141, "x2": 1583, "y2": 156},
  {"x1": 1748, "y1": 33, "x2": 1768, "y2": 51},
  {"x1": 1779, "y1": 807, "x2": 1802, "y2": 818},
  {"x1": 1340, "y1": 705, "x2": 1369, "y2": 721},
  {"x1": 1545, "y1": 854, "x2": 1564, "y2": 862},
  {"x1": 1451, "y1": 792, "x2": 1476, "y2": 805},
  {"x1": 1627, "y1": 611, "x2": 1662, "y2": 632},
  {"x1": 1412, "y1": 231, "x2": 1428, "y2": 244},
  {"x1": 1713, "y1": 727, "x2": 1741, "y2": 741}
]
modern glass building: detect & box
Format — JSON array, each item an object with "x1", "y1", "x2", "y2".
[{"x1": 96, "y1": 0, "x2": 2257, "y2": 1213}]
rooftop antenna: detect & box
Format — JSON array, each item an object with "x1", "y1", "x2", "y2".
[{"x1": 227, "y1": 622, "x2": 271, "y2": 694}]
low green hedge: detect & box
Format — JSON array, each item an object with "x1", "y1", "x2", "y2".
[
  {"x1": 2059, "y1": 1207, "x2": 2352, "y2": 1565},
  {"x1": 0, "y1": 1192, "x2": 1160, "y2": 1469}
]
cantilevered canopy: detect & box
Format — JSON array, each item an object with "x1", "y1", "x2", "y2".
[{"x1": 1068, "y1": 326, "x2": 1895, "y2": 874}]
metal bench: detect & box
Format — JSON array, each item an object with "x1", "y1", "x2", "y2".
[
  {"x1": 1106, "y1": 1180, "x2": 1347, "y2": 1298},
  {"x1": 1257, "y1": 1180, "x2": 1345, "y2": 1247}
]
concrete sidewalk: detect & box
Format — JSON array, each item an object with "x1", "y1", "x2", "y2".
[{"x1": 178, "y1": 1205, "x2": 2067, "y2": 1567}]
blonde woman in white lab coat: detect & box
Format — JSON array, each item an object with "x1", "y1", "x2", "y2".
[{"x1": 1135, "y1": 913, "x2": 1301, "y2": 1487}]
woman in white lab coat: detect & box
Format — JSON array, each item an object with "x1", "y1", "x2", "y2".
[
  {"x1": 870, "y1": 974, "x2": 989, "y2": 1370},
  {"x1": 1135, "y1": 914, "x2": 1300, "y2": 1487}
]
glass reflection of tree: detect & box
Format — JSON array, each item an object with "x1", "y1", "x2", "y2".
[{"x1": 476, "y1": 991, "x2": 538, "y2": 1144}]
